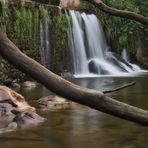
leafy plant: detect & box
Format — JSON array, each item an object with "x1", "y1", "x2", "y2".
[{"x1": 99, "y1": 0, "x2": 148, "y2": 53}]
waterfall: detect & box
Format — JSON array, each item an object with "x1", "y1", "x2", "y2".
[
  {"x1": 39, "y1": 19, "x2": 50, "y2": 69},
  {"x1": 69, "y1": 11, "x2": 89, "y2": 74},
  {"x1": 68, "y1": 10, "x2": 142, "y2": 77},
  {"x1": 121, "y1": 48, "x2": 130, "y2": 62}
]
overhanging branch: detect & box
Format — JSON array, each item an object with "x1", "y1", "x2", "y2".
[{"x1": 86, "y1": 0, "x2": 148, "y2": 25}]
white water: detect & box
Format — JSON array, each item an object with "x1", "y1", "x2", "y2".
[
  {"x1": 68, "y1": 10, "x2": 144, "y2": 77},
  {"x1": 121, "y1": 48, "x2": 130, "y2": 62},
  {"x1": 121, "y1": 48, "x2": 141, "y2": 71},
  {"x1": 69, "y1": 11, "x2": 89, "y2": 74},
  {"x1": 39, "y1": 19, "x2": 50, "y2": 69}
]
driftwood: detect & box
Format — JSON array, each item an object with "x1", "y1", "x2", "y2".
[
  {"x1": 0, "y1": 32, "x2": 148, "y2": 126},
  {"x1": 86, "y1": 0, "x2": 148, "y2": 25}
]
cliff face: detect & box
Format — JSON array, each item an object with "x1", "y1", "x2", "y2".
[
  {"x1": 0, "y1": 0, "x2": 71, "y2": 81},
  {"x1": 136, "y1": 39, "x2": 148, "y2": 66}
]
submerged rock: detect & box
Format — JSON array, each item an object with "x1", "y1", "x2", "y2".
[
  {"x1": 0, "y1": 85, "x2": 45, "y2": 134},
  {"x1": 12, "y1": 110, "x2": 45, "y2": 128},
  {"x1": 38, "y1": 95, "x2": 71, "y2": 110},
  {"x1": 22, "y1": 81, "x2": 37, "y2": 88},
  {"x1": 0, "y1": 122, "x2": 18, "y2": 134},
  {"x1": 11, "y1": 82, "x2": 21, "y2": 89},
  {"x1": 88, "y1": 59, "x2": 109, "y2": 74}
]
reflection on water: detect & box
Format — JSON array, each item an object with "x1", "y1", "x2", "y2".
[{"x1": 0, "y1": 76, "x2": 148, "y2": 148}]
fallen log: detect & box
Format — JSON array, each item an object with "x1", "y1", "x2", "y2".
[
  {"x1": 0, "y1": 31, "x2": 148, "y2": 126},
  {"x1": 86, "y1": 0, "x2": 148, "y2": 25}
]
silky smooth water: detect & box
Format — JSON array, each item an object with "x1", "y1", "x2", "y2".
[
  {"x1": 68, "y1": 10, "x2": 143, "y2": 77},
  {"x1": 0, "y1": 76, "x2": 148, "y2": 148},
  {"x1": 39, "y1": 19, "x2": 50, "y2": 69}
]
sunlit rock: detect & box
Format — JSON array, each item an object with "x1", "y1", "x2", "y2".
[
  {"x1": 12, "y1": 110, "x2": 45, "y2": 128},
  {"x1": 60, "y1": 0, "x2": 81, "y2": 8},
  {"x1": 0, "y1": 85, "x2": 45, "y2": 133},
  {"x1": 0, "y1": 85, "x2": 35, "y2": 113}
]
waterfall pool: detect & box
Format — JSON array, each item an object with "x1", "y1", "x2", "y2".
[{"x1": 0, "y1": 75, "x2": 148, "y2": 148}]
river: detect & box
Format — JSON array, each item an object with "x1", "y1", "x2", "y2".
[{"x1": 0, "y1": 75, "x2": 148, "y2": 148}]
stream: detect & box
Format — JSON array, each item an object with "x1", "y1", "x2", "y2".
[{"x1": 0, "y1": 75, "x2": 148, "y2": 148}]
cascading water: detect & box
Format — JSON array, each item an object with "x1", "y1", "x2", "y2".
[
  {"x1": 68, "y1": 11, "x2": 89, "y2": 74},
  {"x1": 39, "y1": 19, "x2": 50, "y2": 69},
  {"x1": 68, "y1": 10, "x2": 143, "y2": 77},
  {"x1": 121, "y1": 48, "x2": 141, "y2": 71},
  {"x1": 121, "y1": 48, "x2": 130, "y2": 62}
]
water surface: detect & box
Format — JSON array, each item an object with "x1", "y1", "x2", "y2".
[{"x1": 0, "y1": 76, "x2": 148, "y2": 148}]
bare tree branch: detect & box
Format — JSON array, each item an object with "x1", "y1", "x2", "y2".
[
  {"x1": 103, "y1": 81, "x2": 136, "y2": 94},
  {"x1": 86, "y1": 0, "x2": 148, "y2": 25}
]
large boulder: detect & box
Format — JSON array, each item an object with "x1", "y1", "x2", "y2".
[
  {"x1": 88, "y1": 59, "x2": 99, "y2": 74},
  {"x1": 0, "y1": 85, "x2": 35, "y2": 113},
  {"x1": 0, "y1": 85, "x2": 45, "y2": 133},
  {"x1": 88, "y1": 59, "x2": 109, "y2": 74}
]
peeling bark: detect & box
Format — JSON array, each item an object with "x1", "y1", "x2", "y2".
[{"x1": 0, "y1": 32, "x2": 148, "y2": 126}]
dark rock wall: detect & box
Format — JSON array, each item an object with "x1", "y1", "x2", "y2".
[{"x1": 0, "y1": 0, "x2": 71, "y2": 84}]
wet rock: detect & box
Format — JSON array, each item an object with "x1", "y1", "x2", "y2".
[
  {"x1": 106, "y1": 52, "x2": 133, "y2": 71},
  {"x1": 11, "y1": 82, "x2": 21, "y2": 89},
  {"x1": 38, "y1": 95, "x2": 71, "y2": 110},
  {"x1": 0, "y1": 85, "x2": 35, "y2": 112},
  {"x1": 136, "y1": 39, "x2": 148, "y2": 67},
  {"x1": 88, "y1": 60, "x2": 99, "y2": 74},
  {"x1": 0, "y1": 103, "x2": 14, "y2": 117},
  {"x1": 88, "y1": 59, "x2": 109, "y2": 74},
  {"x1": 12, "y1": 110, "x2": 45, "y2": 128},
  {"x1": 60, "y1": 70, "x2": 72, "y2": 78},
  {"x1": 0, "y1": 85, "x2": 45, "y2": 133},
  {"x1": 0, "y1": 122, "x2": 17, "y2": 134},
  {"x1": 22, "y1": 81, "x2": 37, "y2": 88}
]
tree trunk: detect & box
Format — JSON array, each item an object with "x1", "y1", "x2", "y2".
[
  {"x1": 0, "y1": 31, "x2": 148, "y2": 126},
  {"x1": 86, "y1": 0, "x2": 148, "y2": 25}
]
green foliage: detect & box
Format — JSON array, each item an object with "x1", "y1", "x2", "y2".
[
  {"x1": 0, "y1": 1, "x2": 9, "y2": 31},
  {"x1": 0, "y1": 0, "x2": 8, "y2": 7},
  {"x1": 103, "y1": 0, "x2": 140, "y2": 13},
  {"x1": 0, "y1": 57, "x2": 7, "y2": 69},
  {"x1": 100, "y1": 0, "x2": 148, "y2": 53},
  {"x1": 49, "y1": 12, "x2": 70, "y2": 73},
  {"x1": 50, "y1": 0, "x2": 60, "y2": 5},
  {"x1": 39, "y1": 6, "x2": 51, "y2": 24},
  {"x1": 54, "y1": 13, "x2": 69, "y2": 48},
  {"x1": 12, "y1": 8, "x2": 39, "y2": 56}
]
